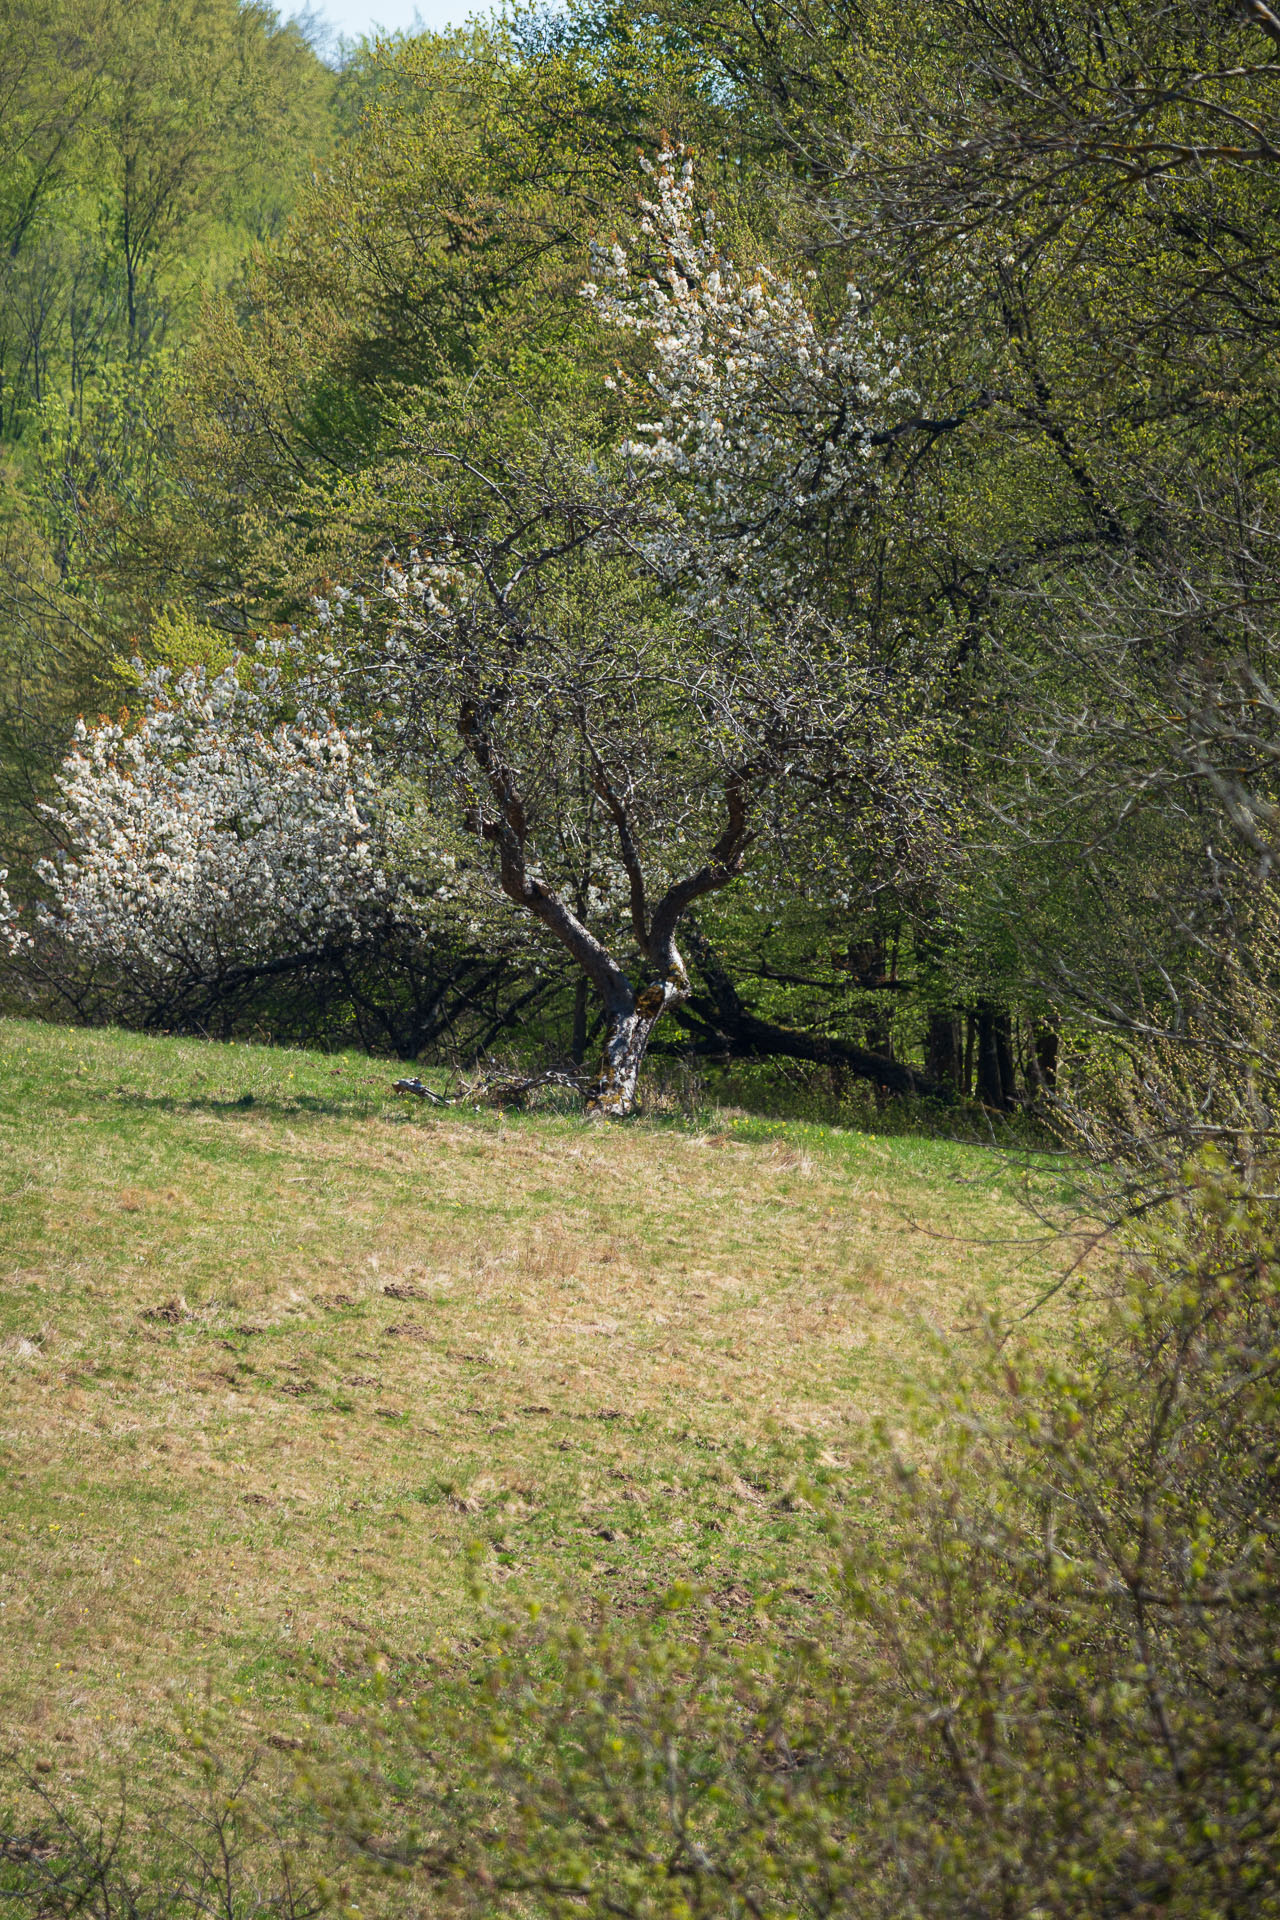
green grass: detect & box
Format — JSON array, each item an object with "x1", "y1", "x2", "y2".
[{"x1": 0, "y1": 1017, "x2": 1064, "y2": 1782}]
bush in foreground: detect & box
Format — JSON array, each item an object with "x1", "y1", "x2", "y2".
[{"x1": 284, "y1": 1138, "x2": 1269, "y2": 1920}]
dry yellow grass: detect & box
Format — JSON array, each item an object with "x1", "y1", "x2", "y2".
[{"x1": 0, "y1": 1018, "x2": 1063, "y2": 1780}]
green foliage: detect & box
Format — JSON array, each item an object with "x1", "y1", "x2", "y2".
[
  {"x1": 163, "y1": 18, "x2": 740, "y2": 613},
  {"x1": 0, "y1": 0, "x2": 333, "y2": 440},
  {"x1": 0, "y1": 0, "x2": 334, "y2": 881}
]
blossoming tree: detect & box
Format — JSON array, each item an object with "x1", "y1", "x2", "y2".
[
  {"x1": 35, "y1": 651, "x2": 542, "y2": 1045},
  {"x1": 303, "y1": 139, "x2": 942, "y2": 1110},
  {"x1": 0, "y1": 872, "x2": 26, "y2": 956},
  {"x1": 581, "y1": 148, "x2": 919, "y2": 613},
  {"x1": 42, "y1": 660, "x2": 392, "y2": 971},
  {"x1": 34, "y1": 150, "x2": 944, "y2": 1113}
]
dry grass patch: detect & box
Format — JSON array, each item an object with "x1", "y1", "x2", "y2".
[{"x1": 0, "y1": 1018, "x2": 1067, "y2": 1780}]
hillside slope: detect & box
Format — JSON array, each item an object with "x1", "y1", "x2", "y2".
[{"x1": 0, "y1": 1020, "x2": 1056, "y2": 1771}]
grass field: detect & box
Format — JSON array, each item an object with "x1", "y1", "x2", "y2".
[{"x1": 0, "y1": 1017, "x2": 1064, "y2": 1785}]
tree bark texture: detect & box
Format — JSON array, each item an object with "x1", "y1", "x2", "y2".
[{"x1": 587, "y1": 976, "x2": 689, "y2": 1116}]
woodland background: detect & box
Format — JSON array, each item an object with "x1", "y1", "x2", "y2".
[{"x1": 7, "y1": 0, "x2": 1258, "y2": 1115}]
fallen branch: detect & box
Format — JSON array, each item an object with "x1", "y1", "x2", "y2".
[
  {"x1": 393, "y1": 1078, "x2": 454, "y2": 1105},
  {"x1": 394, "y1": 1067, "x2": 590, "y2": 1110}
]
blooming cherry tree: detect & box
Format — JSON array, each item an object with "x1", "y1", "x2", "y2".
[
  {"x1": 582, "y1": 148, "x2": 917, "y2": 608},
  {"x1": 319, "y1": 401, "x2": 934, "y2": 1115},
  {"x1": 39, "y1": 658, "x2": 403, "y2": 1004},
  {"x1": 29, "y1": 152, "x2": 943, "y2": 1113}
]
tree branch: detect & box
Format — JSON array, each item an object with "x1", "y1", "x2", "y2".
[
  {"x1": 586, "y1": 743, "x2": 650, "y2": 957},
  {"x1": 679, "y1": 924, "x2": 953, "y2": 1102},
  {"x1": 648, "y1": 776, "x2": 752, "y2": 977},
  {"x1": 1245, "y1": 0, "x2": 1280, "y2": 52},
  {"x1": 458, "y1": 699, "x2": 634, "y2": 1012}
]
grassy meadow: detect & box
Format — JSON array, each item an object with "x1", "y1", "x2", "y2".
[{"x1": 0, "y1": 1017, "x2": 1064, "y2": 1785}]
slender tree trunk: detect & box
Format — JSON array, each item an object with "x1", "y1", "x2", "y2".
[
  {"x1": 995, "y1": 1009, "x2": 1018, "y2": 1108},
  {"x1": 975, "y1": 1002, "x2": 1006, "y2": 1109},
  {"x1": 1033, "y1": 1022, "x2": 1059, "y2": 1090},
  {"x1": 975, "y1": 1002, "x2": 1019, "y2": 1110},
  {"x1": 926, "y1": 1010, "x2": 961, "y2": 1093}
]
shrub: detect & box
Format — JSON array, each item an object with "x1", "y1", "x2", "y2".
[{"x1": 306, "y1": 1154, "x2": 1279, "y2": 1919}]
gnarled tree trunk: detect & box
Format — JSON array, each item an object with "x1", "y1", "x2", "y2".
[
  {"x1": 587, "y1": 975, "x2": 688, "y2": 1117},
  {"x1": 459, "y1": 707, "x2": 749, "y2": 1119}
]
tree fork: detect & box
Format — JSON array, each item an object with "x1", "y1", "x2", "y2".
[{"x1": 463, "y1": 708, "x2": 749, "y2": 1118}]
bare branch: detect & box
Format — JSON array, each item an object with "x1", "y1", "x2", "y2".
[{"x1": 648, "y1": 775, "x2": 753, "y2": 978}]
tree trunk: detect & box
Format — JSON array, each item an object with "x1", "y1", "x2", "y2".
[
  {"x1": 586, "y1": 978, "x2": 686, "y2": 1118},
  {"x1": 926, "y1": 1010, "x2": 961, "y2": 1094},
  {"x1": 975, "y1": 1001, "x2": 1017, "y2": 1111},
  {"x1": 1033, "y1": 1022, "x2": 1059, "y2": 1091},
  {"x1": 995, "y1": 1009, "x2": 1018, "y2": 1108},
  {"x1": 975, "y1": 1002, "x2": 1004, "y2": 1109},
  {"x1": 458, "y1": 713, "x2": 751, "y2": 1120},
  {"x1": 571, "y1": 975, "x2": 589, "y2": 1067}
]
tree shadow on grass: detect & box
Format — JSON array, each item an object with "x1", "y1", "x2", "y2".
[{"x1": 104, "y1": 1086, "x2": 415, "y2": 1124}]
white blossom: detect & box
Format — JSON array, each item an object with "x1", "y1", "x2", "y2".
[
  {"x1": 0, "y1": 871, "x2": 28, "y2": 956},
  {"x1": 39, "y1": 661, "x2": 399, "y2": 978},
  {"x1": 583, "y1": 148, "x2": 916, "y2": 606}
]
